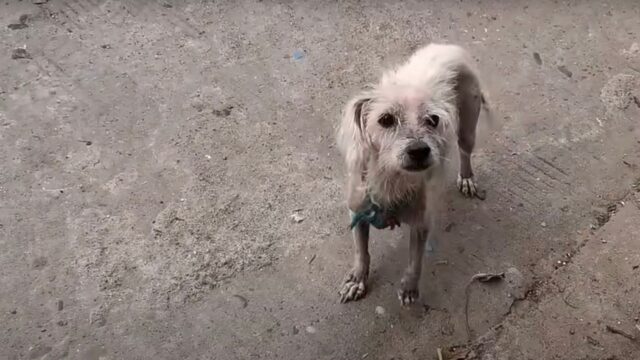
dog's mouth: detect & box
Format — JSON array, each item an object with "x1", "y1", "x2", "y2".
[{"x1": 401, "y1": 159, "x2": 432, "y2": 172}]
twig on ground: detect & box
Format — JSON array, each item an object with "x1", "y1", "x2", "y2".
[
  {"x1": 606, "y1": 324, "x2": 637, "y2": 342},
  {"x1": 437, "y1": 347, "x2": 443, "y2": 360}
]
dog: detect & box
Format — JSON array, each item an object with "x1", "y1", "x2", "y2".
[{"x1": 336, "y1": 43, "x2": 491, "y2": 304}]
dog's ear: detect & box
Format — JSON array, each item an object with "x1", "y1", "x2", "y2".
[{"x1": 337, "y1": 94, "x2": 372, "y2": 174}]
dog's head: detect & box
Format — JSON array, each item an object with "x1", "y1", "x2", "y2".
[{"x1": 338, "y1": 80, "x2": 457, "y2": 176}]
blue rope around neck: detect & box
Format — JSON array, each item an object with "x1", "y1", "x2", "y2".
[{"x1": 349, "y1": 195, "x2": 397, "y2": 230}]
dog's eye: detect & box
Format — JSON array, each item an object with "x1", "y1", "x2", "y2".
[
  {"x1": 424, "y1": 114, "x2": 439, "y2": 128},
  {"x1": 378, "y1": 113, "x2": 397, "y2": 128}
]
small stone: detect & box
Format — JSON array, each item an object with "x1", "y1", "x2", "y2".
[
  {"x1": 557, "y1": 65, "x2": 573, "y2": 78},
  {"x1": 305, "y1": 326, "x2": 316, "y2": 334},
  {"x1": 12, "y1": 48, "x2": 32, "y2": 60},
  {"x1": 375, "y1": 306, "x2": 386, "y2": 315},
  {"x1": 33, "y1": 0, "x2": 49, "y2": 4},
  {"x1": 32, "y1": 256, "x2": 47, "y2": 269},
  {"x1": 541, "y1": 222, "x2": 547, "y2": 227},
  {"x1": 290, "y1": 212, "x2": 305, "y2": 223},
  {"x1": 57, "y1": 300, "x2": 63, "y2": 311},
  {"x1": 292, "y1": 325, "x2": 299, "y2": 335},
  {"x1": 533, "y1": 52, "x2": 542, "y2": 65},
  {"x1": 204, "y1": 154, "x2": 211, "y2": 160},
  {"x1": 10, "y1": 309, "x2": 17, "y2": 315},
  {"x1": 505, "y1": 267, "x2": 527, "y2": 299}
]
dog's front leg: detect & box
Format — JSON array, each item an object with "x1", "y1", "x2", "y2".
[
  {"x1": 398, "y1": 226, "x2": 428, "y2": 305},
  {"x1": 339, "y1": 221, "x2": 370, "y2": 303}
]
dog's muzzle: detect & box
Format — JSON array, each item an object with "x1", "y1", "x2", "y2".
[{"x1": 402, "y1": 141, "x2": 431, "y2": 171}]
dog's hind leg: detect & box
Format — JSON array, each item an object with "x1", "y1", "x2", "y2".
[{"x1": 455, "y1": 67, "x2": 483, "y2": 197}]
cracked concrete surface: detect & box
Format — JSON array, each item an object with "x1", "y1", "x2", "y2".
[{"x1": 1, "y1": 0, "x2": 639, "y2": 359}]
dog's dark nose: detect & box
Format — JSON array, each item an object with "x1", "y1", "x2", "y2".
[{"x1": 406, "y1": 142, "x2": 431, "y2": 162}]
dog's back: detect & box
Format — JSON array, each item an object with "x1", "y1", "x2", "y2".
[{"x1": 381, "y1": 44, "x2": 477, "y2": 91}]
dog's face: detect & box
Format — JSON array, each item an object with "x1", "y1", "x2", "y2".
[{"x1": 358, "y1": 85, "x2": 452, "y2": 173}]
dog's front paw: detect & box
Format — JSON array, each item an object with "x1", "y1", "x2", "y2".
[
  {"x1": 397, "y1": 279, "x2": 419, "y2": 306},
  {"x1": 339, "y1": 268, "x2": 368, "y2": 303},
  {"x1": 457, "y1": 174, "x2": 478, "y2": 198}
]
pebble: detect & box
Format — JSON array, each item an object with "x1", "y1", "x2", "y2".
[
  {"x1": 533, "y1": 52, "x2": 542, "y2": 65},
  {"x1": 57, "y1": 300, "x2": 63, "y2": 311},
  {"x1": 375, "y1": 306, "x2": 386, "y2": 315},
  {"x1": 11, "y1": 48, "x2": 31, "y2": 60},
  {"x1": 305, "y1": 326, "x2": 316, "y2": 334},
  {"x1": 290, "y1": 213, "x2": 305, "y2": 223},
  {"x1": 557, "y1": 65, "x2": 573, "y2": 78},
  {"x1": 505, "y1": 267, "x2": 527, "y2": 299}
]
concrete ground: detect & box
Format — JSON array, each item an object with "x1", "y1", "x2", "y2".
[{"x1": 1, "y1": 0, "x2": 639, "y2": 359}]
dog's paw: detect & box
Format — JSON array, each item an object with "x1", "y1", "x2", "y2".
[
  {"x1": 339, "y1": 269, "x2": 368, "y2": 303},
  {"x1": 397, "y1": 278, "x2": 419, "y2": 306},
  {"x1": 457, "y1": 174, "x2": 477, "y2": 198},
  {"x1": 397, "y1": 287, "x2": 419, "y2": 306}
]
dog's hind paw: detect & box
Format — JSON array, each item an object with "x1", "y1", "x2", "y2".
[
  {"x1": 397, "y1": 276, "x2": 420, "y2": 306},
  {"x1": 397, "y1": 288, "x2": 419, "y2": 306},
  {"x1": 339, "y1": 270, "x2": 367, "y2": 303},
  {"x1": 457, "y1": 174, "x2": 478, "y2": 198}
]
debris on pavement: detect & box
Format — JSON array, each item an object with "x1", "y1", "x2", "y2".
[
  {"x1": 292, "y1": 50, "x2": 305, "y2": 61},
  {"x1": 232, "y1": 294, "x2": 248, "y2": 308},
  {"x1": 533, "y1": 52, "x2": 542, "y2": 65},
  {"x1": 11, "y1": 48, "x2": 31, "y2": 59},
  {"x1": 307, "y1": 254, "x2": 316, "y2": 264},
  {"x1": 557, "y1": 65, "x2": 573, "y2": 78},
  {"x1": 290, "y1": 211, "x2": 305, "y2": 223},
  {"x1": 8, "y1": 15, "x2": 28, "y2": 30},
  {"x1": 605, "y1": 324, "x2": 637, "y2": 342},
  {"x1": 464, "y1": 272, "x2": 506, "y2": 341}
]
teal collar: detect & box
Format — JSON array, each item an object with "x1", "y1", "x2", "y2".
[{"x1": 349, "y1": 194, "x2": 400, "y2": 230}]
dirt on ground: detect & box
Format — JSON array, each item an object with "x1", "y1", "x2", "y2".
[{"x1": 1, "y1": 1, "x2": 639, "y2": 359}]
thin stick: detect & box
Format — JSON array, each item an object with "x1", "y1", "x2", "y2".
[{"x1": 606, "y1": 325, "x2": 636, "y2": 341}]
